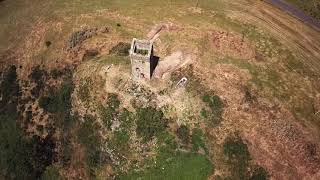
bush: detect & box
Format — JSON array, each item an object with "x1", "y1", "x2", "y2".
[
  {"x1": 223, "y1": 135, "x2": 251, "y2": 179},
  {"x1": 223, "y1": 135, "x2": 250, "y2": 160},
  {"x1": 30, "y1": 135, "x2": 56, "y2": 178},
  {"x1": 29, "y1": 66, "x2": 46, "y2": 83},
  {"x1": 78, "y1": 115, "x2": 102, "y2": 168},
  {"x1": 41, "y1": 165, "x2": 61, "y2": 180},
  {"x1": 191, "y1": 128, "x2": 206, "y2": 152},
  {"x1": 78, "y1": 78, "x2": 92, "y2": 103},
  {"x1": 109, "y1": 130, "x2": 130, "y2": 154},
  {"x1": 0, "y1": 115, "x2": 56, "y2": 179},
  {"x1": 39, "y1": 80, "x2": 73, "y2": 114},
  {"x1": 61, "y1": 133, "x2": 72, "y2": 167},
  {"x1": 177, "y1": 125, "x2": 189, "y2": 144},
  {"x1": 202, "y1": 94, "x2": 223, "y2": 125},
  {"x1": 249, "y1": 166, "x2": 268, "y2": 180},
  {"x1": 45, "y1": 41, "x2": 52, "y2": 47},
  {"x1": 136, "y1": 107, "x2": 167, "y2": 142},
  {"x1": 82, "y1": 49, "x2": 99, "y2": 61},
  {"x1": 118, "y1": 108, "x2": 134, "y2": 129},
  {"x1": 0, "y1": 114, "x2": 32, "y2": 179},
  {"x1": 0, "y1": 65, "x2": 20, "y2": 111},
  {"x1": 101, "y1": 94, "x2": 120, "y2": 129},
  {"x1": 109, "y1": 42, "x2": 131, "y2": 56}
]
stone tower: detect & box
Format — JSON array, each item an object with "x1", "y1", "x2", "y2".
[{"x1": 129, "y1": 38, "x2": 153, "y2": 80}]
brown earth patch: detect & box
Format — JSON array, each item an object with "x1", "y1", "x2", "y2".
[
  {"x1": 210, "y1": 30, "x2": 255, "y2": 59},
  {"x1": 243, "y1": 104, "x2": 320, "y2": 180},
  {"x1": 197, "y1": 62, "x2": 320, "y2": 179}
]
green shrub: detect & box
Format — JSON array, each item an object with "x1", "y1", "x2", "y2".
[
  {"x1": 41, "y1": 165, "x2": 61, "y2": 180},
  {"x1": 61, "y1": 134, "x2": 72, "y2": 167},
  {"x1": 223, "y1": 135, "x2": 251, "y2": 179},
  {"x1": 39, "y1": 80, "x2": 73, "y2": 114},
  {"x1": 78, "y1": 78, "x2": 92, "y2": 103},
  {"x1": 192, "y1": 128, "x2": 206, "y2": 152},
  {"x1": 157, "y1": 132, "x2": 177, "y2": 151},
  {"x1": 78, "y1": 115, "x2": 102, "y2": 168},
  {"x1": 223, "y1": 135, "x2": 250, "y2": 160},
  {"x1": 101, "y1": 93, "x2": 120, "y2": 129},
  {"x1": 249, "y1": 166, "x2": 269, "y2": 180},
  {"x1": 109, "y1": 42, "x2": 131, "y2": 56},
  {"x1": 202, "y1": 94, "x2": 223, "y2": 125},
  {"x1": 82, "y1": 49, "x2": 99, "y2": 61},
  {"x1": 109, "y1": 130, "x2": 130, "y2": 154},
  {"x1": 0, "y1": 65, "x2": 20, "y2": 110},
  {"x1": 29, "y1": 66, "x2": 46, "y2": 82},
  {"x1": 0, "y1": 114, "x2": 33, "y2": 179},
  {"x1": 177, "y1": 125, "x2": 189, "y2": 144},
  {"x1": 0, "y1": 114, "x2": 56, "y2": 179},
  {"x1": 136, "y1": 107, "x2": 167, "y2": 142},
  {"x1": 118, "y1": 108, "x2": 134, "y2": 129},
  {"x1": 45, "y1": 41, "x2": 52, "y2": 47}
]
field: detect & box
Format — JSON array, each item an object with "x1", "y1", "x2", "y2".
[{"x1": 1, "y1": 0, "x2": 320, "y2": 179}]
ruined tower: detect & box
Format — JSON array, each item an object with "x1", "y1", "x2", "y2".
[{"x1": 129, "y1": 38, "x2": 153, "y2": 80}]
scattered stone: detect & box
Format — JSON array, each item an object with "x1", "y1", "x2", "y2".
[{"x1": 66, "y1": 28, "x2": 98, "y2": 50}]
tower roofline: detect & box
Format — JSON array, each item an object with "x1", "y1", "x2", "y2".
[{"x1": 130, "y1": 38, "x2": 153, "y2": 58}]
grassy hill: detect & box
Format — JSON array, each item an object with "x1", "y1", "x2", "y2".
[{"x1": 1, "y1": 0, "x2": 320, "y2": 179}]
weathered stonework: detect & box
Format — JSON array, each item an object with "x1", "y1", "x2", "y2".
[{"x1": 129, "y1": 38, "x2": 153, "y2": 80}]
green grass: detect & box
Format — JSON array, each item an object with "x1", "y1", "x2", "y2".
[
  {"x1": 98, "y1": 55, "x2": 131, "y2": 66},
  {"x1": 120, "y1": 151, "x2": 213, "y2": 180},
  {"x1": 118, "y1": 126, "x2": 213, "y2": 179}
]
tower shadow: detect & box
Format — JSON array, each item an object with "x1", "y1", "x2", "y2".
[{"x1": 150, "y1": 56, "x2": 159, "y2": 78}]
